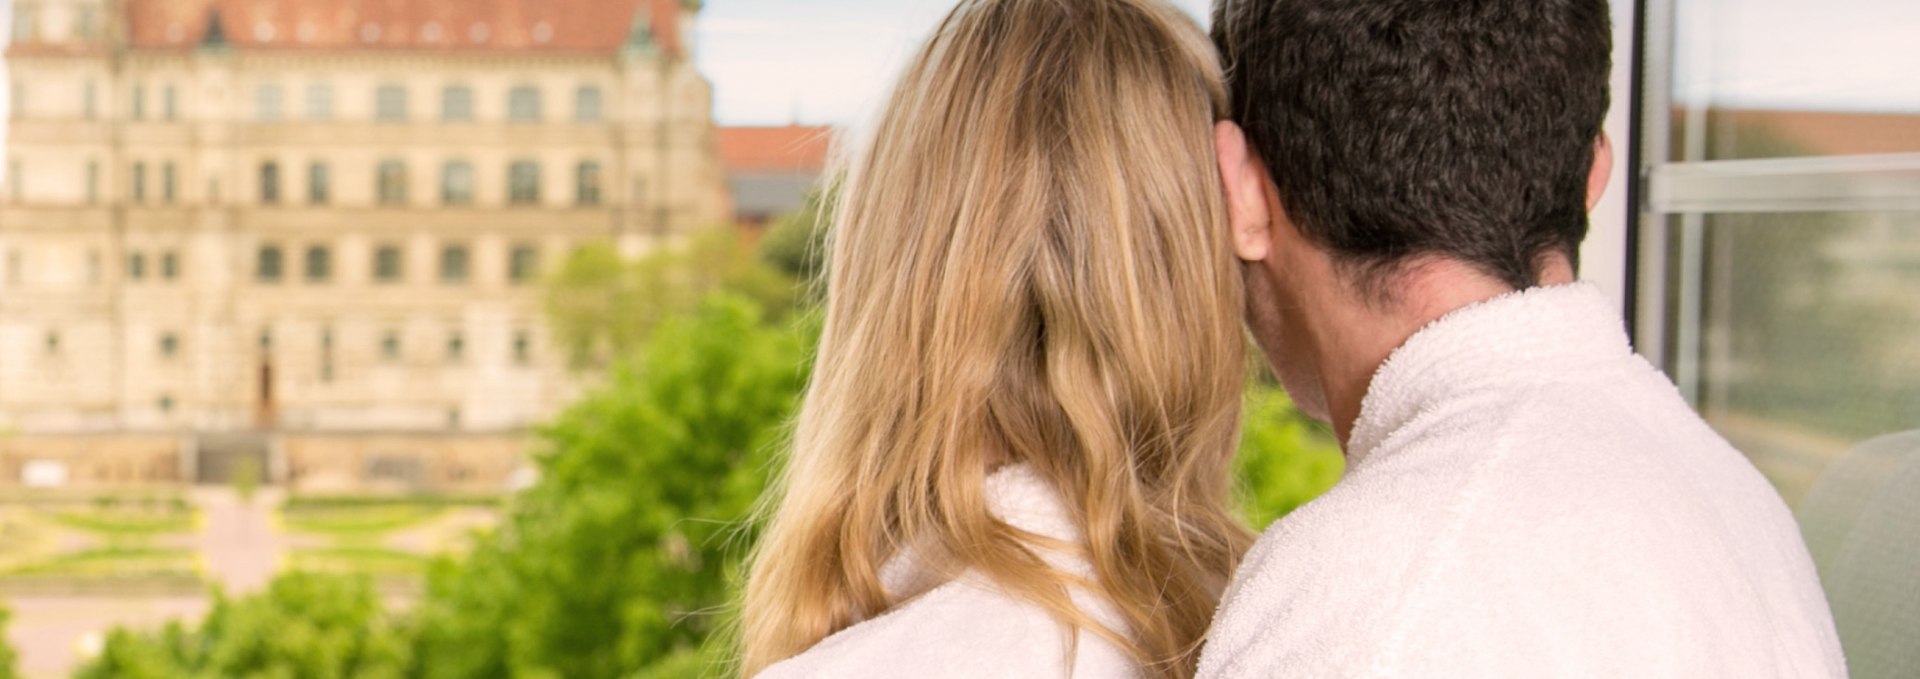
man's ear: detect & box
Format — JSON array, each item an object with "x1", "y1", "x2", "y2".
[
  {"x1": 1216, "y1": 121, "x2": 1273, "y2": 263},
  {"x1": 1586, "y1": 132, "x2": 1614, "y2": 212}
]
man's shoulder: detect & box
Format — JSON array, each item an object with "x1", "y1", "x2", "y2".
[{"x1": 1200, "y1": 376, "x2": 1841, "y2": 678}]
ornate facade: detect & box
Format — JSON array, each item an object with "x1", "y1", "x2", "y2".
[{"x1": 0, "y1": 0, "x2": 729, "y2": 490}]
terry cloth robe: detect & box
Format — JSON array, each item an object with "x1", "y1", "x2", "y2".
[
  {"x1": 1199, "y1": 283, "x2": 1846, "y2": 679},
  {"x1": 756, "y1": 464, "x2": 1140, "y2": 679}
]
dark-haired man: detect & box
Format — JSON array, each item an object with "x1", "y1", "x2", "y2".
[{"x1": 1200, "y1": 0, "x2": 1846, "y2": 675}]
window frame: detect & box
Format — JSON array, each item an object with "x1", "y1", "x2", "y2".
[
  {"x1": 375, "y1": 84, "x2": 409, "y2": 122},
  {"x1": 508, "y1": 85, "x2": 542, "y2": 123}
]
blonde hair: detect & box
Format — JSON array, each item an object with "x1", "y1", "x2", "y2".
[{"x1": 740, "y1": 1, "x2": 1250, "y2": 677}]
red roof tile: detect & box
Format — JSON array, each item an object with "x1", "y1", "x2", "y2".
[
  {"x1": 107, "y1": 0, "x2": 683, "y2": 56},
  {"x1": 717, "y1": 125, "x2": 835, "y2": 174}
]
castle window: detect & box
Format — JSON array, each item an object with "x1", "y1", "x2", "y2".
[
  {"x1": 442, "y1": 85, "x2": 474, "y2": 122},
  {"x1": 440, "y1": 244, "x2": 471, "y2": 284},
  {"x1": 306, "y1": 82, "x2": 333, "y2": 120},
  {"x1": 308, "y1": 162, "x2": 330, "y2": 204},
  {"x1": 161, "y1": 251, "x2": 179, "y2": 281},
  {"x1": 508, "y1": 161, "x2": 540, "y2": 205},
  {"x1": 10, "y1": 5, "x2": 35, "y2": 42},
  {"x1": 377, "y1": 159, "x2": 408, "y2": 205},
  {"x1": 376, "y1": 84, "x2": 408, "y2": 122},
  {"x1": 128, "y1": 252, "x2": 146, "y2": 281},
  {"x1": 508, "y1": 85, "x2": 541, "y2": 122},
  {"x1": 163, "y1": 85, "x2": 177, "y2": 120},
  {"x1": 305, "y1": 245, "x2": 332, "y2": 283},
  {"x1": 259, "y1": 161, "x2": 281, "y2": 204},
  {"x1": 162, "y1": 163, "x2": 177, "y2": 203},
  {"x1": 576, "y1": 161, "x2": 603, "y2": 206},
  {"x1": 131, "y1": 85, "x2": 146, "y2": 120},
  {"x1": 575, "y1": 85, "x2": 603, "y2": 122},
  {"x1": 374, "y1": 245, "x2": 404, "y2": 283},
  {"x1": 257, "y1": 246, "x2": 284, "y2": 283},
  {"x1": 160, "y1": 332, "x2": 179, "y2": 359},
  {"x1": 381, "y1": 331, "x2": 402, "y2": 362},
  {"x1": 131, "y1": 162, "x2": 147, "y2": 203},
  {"x1": 509, "y1": 245, "x2": 539, "y2": 284},
  {"x1": 441, "y1": 161, "x2": 474, "y2": 205},
  {"x1": 256, "y1": 83, "x2": 284, "y2": 122}
]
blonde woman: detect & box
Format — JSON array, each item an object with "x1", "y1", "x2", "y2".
[{"x1": 741, "y1": 0, "x2": 1250, "y2": 677}]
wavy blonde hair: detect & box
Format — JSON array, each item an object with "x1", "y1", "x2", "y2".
[{"x1": 740, "y1": 0, "x2": 1250, "y2": 677}]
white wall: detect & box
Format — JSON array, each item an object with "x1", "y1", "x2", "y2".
[{"x1": 1580, "y1": 0, "x2": 1640, "y2": 312}]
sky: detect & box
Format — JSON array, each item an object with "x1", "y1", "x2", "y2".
[
  {"x1": 694, "y1": 0, "x2": 1215, "y2": 127},
  {"x1": 694, "y1": 0, "x2": 1920, "y2": 127}
]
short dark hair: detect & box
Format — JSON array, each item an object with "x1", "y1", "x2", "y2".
[{"x1": 1213, "y1": 0, "x2": 1612, "y2": 295}]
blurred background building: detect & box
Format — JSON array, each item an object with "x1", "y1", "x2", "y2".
[{"x1": 0, "y1": 0, "x2": 731, "y2": 492}]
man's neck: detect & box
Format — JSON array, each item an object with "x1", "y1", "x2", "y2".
[{"x1": 1306, "y1": 260, "x2": 1528, "y2": 446}]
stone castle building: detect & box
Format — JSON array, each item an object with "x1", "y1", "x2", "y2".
[{"x1": 0, "y1": 0, "x2": 730, "y2": 491}]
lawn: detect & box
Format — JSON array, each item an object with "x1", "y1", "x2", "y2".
[
  {"x1": 288, "y1": 547, "x2": 431, "y2": 577},
  {"x1": 280, "y1": 495, "x2": 500, "y2": 539},
  {"x1": 0, "y1": 547, "x2": 198, "y2": 579}
]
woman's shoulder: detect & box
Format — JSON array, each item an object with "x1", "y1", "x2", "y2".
[{"x1": 754, "y1": 575, "x2": 1139, "y2": 679}]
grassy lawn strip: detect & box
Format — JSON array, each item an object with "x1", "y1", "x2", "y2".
[
  {"x1": 1, "y1": 547, "x2": 197, "y2": 578},
  {"x1": 290, "y1": 547, "x2": 431, "y2": 576},
  {"x1": 282, "y1": 504, "x2": 448, "y2": 537},
  {"x1": 50, "y1": 509, "x2": 195, "y2": 536}
]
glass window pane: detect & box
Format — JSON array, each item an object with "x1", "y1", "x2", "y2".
[
  {"x1": 1664, "y1": 212, "x2": 1920, "y2": 507},
  {"x1": 376, "y1": 84, "x2": 408, "y2": 122},
  {"x1": 440, "y1": 245, "x2": 470, "y2": 283},
  {"x1": 575, "y1": 86, "x2": 603, "y2": 122},
  {"x1": 509, "y1": 161, "x2": 540, "y2": 204},
  {"x1": 509, "y1": 245, "x2": 538, "y2": 283},
  {"x1": 256, "y1": 84, "x2": 283, "y2": 122},
  {"x1": 308, "y1": 162, "x2": 330, "y2": 204},
  {"x1": 442, "y1": 85, "x2": 474, "y2": 122},
  {"x1": 508, "y1": 86, "x2": 541, "y2": 122},
  {"x1": 1669, "y1": 0, "x2": 1920, "y2": 160},
  {"x1": 307, "y1": 82, "x2": 333, "y2": 120},
  {"x1": 259, "y1": 162, "x2": 280, "y2": 204},
  {"x1": 442, "y1": 161, "x2": 474, "y2": 205},
  {"x1": 257, "y1": 246, "x2": 283, "y2": 282},
  {"x1": 378, "y1": 160, "x2": 408, "y2": 205},
  {"x1": 576, "y1": 162, "x2": 602, "y2": 206},
  {"x1": 305, "y1": 246, "x2": 331, "y2": 282},
  {"x1": 374, "y1": 245, "x2": 404, "y2": 283}
]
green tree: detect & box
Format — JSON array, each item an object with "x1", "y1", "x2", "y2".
[
  {"x1": 0, "y1": 605, "x2": 21, "y2": 679},
  {"x1": 73, "y1": 572, "x2": 410, "y2": 679},
  {"x1": 1234, "y1": 385, "x2": 1345, "y2": 530},
  {"x1": 409, "y1": 295, "x2": 810, "y2": 678},
  {"x1": 756, "y1": 190, "x2": 832, "y2": 285},
  {"x1": 544, "y1": 230, "x2": 799, "y2": 371}
]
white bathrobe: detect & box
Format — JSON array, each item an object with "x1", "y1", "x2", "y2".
[
  {"x1": 756, "y1": 464, "x2": 1140, "y2": 678},
  {"x1": 1199, "y1": 283, "x2": 1847, "y2": 678}
]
